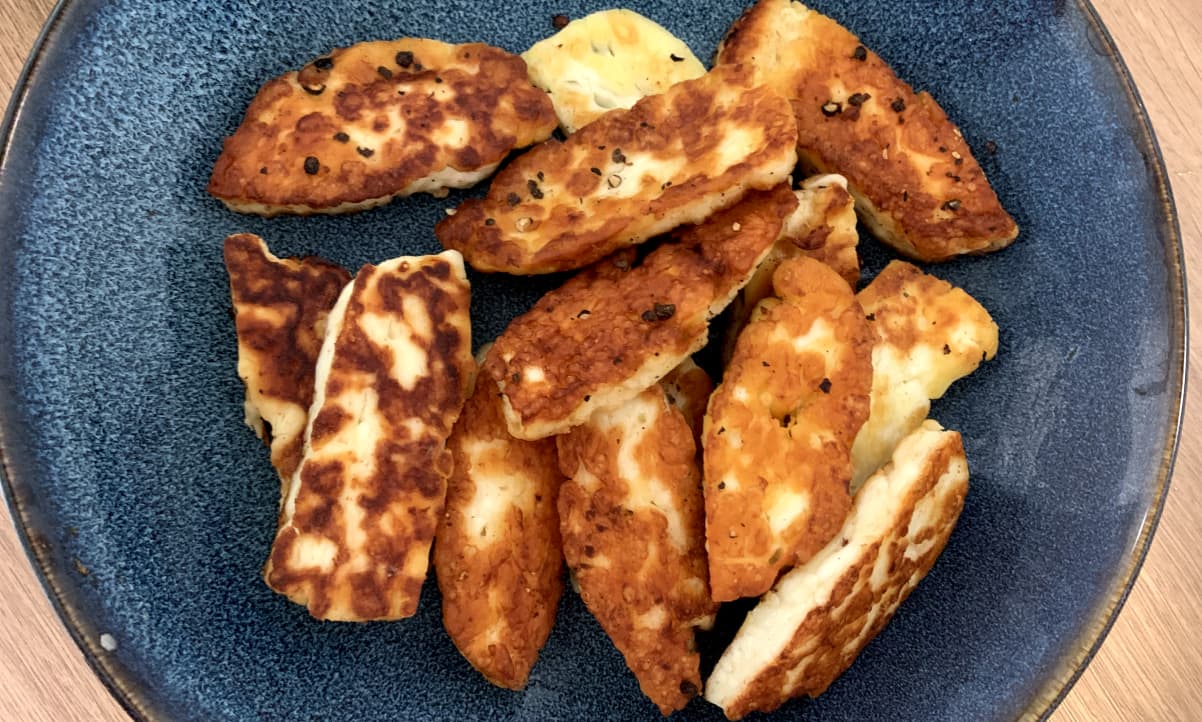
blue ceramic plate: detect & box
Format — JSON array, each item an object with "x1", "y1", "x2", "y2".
[{"x1": 0, "y1": 0, "x2": 1185, "y2": 720}]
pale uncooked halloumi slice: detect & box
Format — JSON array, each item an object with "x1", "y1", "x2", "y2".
[
  {"x1": 485, "y1": 184, "x2": 797, "y2": 441},
  {"x1": 724, "y1": 173, "x2": 859, "y2": 362},
  {"x1": 717, "y1": 0, "x2": 1018, "y2": 262},
  {"x1": 556, "y1": 368, "x2": 718, "y2": 715},
  {"x1": 703, "y1": 256, "x2": 873, "y2": 603},
  {"x1": 434, "y1": 348, "x2": 565, "y2": 690},
  {"x1": 851, "y1": 260, "x2": 998, "y2": 489},
  {"x1": 436, "y1": 64, "x2": 798, "y2": 274},
  {"x1": 208, "y1": 39, "x2": 557, "y2": 216},
  {"x1": 264, "y1": 251, "x2": 473, "y2": 621},
  {"x1": 522, "y1": 9, "x2": 707, "y2": 133},
  {"x1": 705, "y1": 420, "x2": 968, "y2": 719},
  {"x1": 224, "y1": 233, "x2": 350, "y2": 494}
]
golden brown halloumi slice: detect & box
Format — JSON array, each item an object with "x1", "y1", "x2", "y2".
[
  {"x1": 716, "y1": 0, "x2": 1018, "y2": 262},
  {"x1": 556, "y1": 370, "x2": 718, "y2": 715},
  {"x1": 434, "y1": 350, "x2": 565, "y2": 690},
  {"x1": 522, "y1": 9, "x2": 707, "y2": 133},
  {"x1": 724, "y1": 174, "x2": 859, "y2": 362},
  {"x1": 851, "y1": 260, "x2": 997, "y2": 489},
  {"x1": 264, "y1": 251, "x2": 473, "y2": 621},
  {"x1": 703, "y1": 256, "x2": 873, "y2": 602},
  {"x1": 705, "y1": 420, "x2": 968, "y2": 719},
  {"x1": 224, "y1": 234, "x2": 351, "y2": 491},
  {"x1": 435, "y1": 64, "x2": 798, "y2": 274},
  {"x1": 659, "y1": 357, "x2": 714, "y2": 442},
  {"x1": 208, "y1": 39, "x2": 557, "y2": 216},
  {"x1": 485, "y1": 184, "x2": 797, "y2": 441}
]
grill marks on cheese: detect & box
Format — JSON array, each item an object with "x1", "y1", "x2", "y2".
[
  {"x1": 703, "y1": 257, "x2": 873, "y2": 602},
  {"x1": 224, "y1": 234, "x2": 350, "y2": 491},
  {"x1": 436, "y1": 64, "x2": 799, "y2": 274},
  {"x1": 705, "y1": 421, "x2": 968, "y2": 719},
  {"x1": 208, "y1": 39, "x2": 557, "y2": 216},
  {"x1": 264, "y1": 251, "x2": 472, "y2": 621},
  {"x1": 485, "y1": 184, "x2": 797, "y2": 441},
  {"x1": 556, "y1": 371, "x2": 717, "y2": 715},
  {"x1": 717, "y1": 0, "x2": 1018, "y2": 262},
  {"x1": 851, "y1": 260, "x2": 998, "y2": 488},
  {"x1": 434, "y1": 362, "x2": 564, "y2": 690},
  {"x1": 522, "y1": 9, "x2": 707, "y2": 133}
]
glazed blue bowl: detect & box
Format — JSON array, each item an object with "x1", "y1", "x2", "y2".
[{"x1": 0, "y1": 0, "x2": 1184, "y2": 720}]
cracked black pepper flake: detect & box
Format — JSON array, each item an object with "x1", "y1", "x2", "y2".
[
  {"x1": 670, "y1": 53, "x2": 685, "y2": 62},
  {"x1": 612, "y1": 148, "x2": 626, "y2": 164},
  {"x1": 313, "y1": 56, "x2": 334, "y2": 70},
  {"x1": 717, "y1": 426, "x2": 726, "y2": 435},
  {"x1": 768, "y1": 548, "x2": 783, "y2": 564},
  {"x1": 640, "y1": 303, "x2": 676, "y2": 322},
  {"x1": 333, "y1": 132, "x2": 350, "y2": 143},
  {"x1": 852, "y1": 45, "x2": 867, "y2": 60},
  {"x1": 985, "y1": 140, "x2": 998, "y2": 154},
  {"x1": 612, "y1": 355, "x2": 623, "y2": 365},
  {"x1": 590, "y1": 167, "x2": 602, "y2": 175},
  {"x1": 301, "y1": 83, "x2": 325, "y2": 95},
  {"x1": 847, "y1": 92, "x2": 871, "y2": 106},
  {"x1": 865, "y1": 312, "x2": 876, "y2": 321},
  {"x1": 377, "y1": 66, "x2": 393, "y2": 79},
  {"x1": 506, "y1": 192, "x2": 521, "y2": 206},
  {"x1": 527, "y1": 179, "x2": 544, "y2": 199},
  {"x1": 434, "y1": 76, "x2": 443, "y2": 83},
  {"x1": 511, "y1": 373, "x2": 520, "y2": 383},
  {"x1": 356, "y1": 146, "x2": 374, "y2": 158},
  {"x1": 584, "y1": 394, "x2": 591, "y2": 402},
  {"x1": 584, "y1": 544, "x2": 595, "y2": 556},
  {"x1": 821, "y1": 100, "x2": 842, "y2": 116},
  {"x1": 718, "y1": 481, "x2": 726, "y2": 489},
  {"x1": 303, "y1": 156, "x2": 320, "y2": 175},
  {"x1": 259, "y1": 166, "x2": 268, "y2": 175},
  {"x1": 819, "y1": 378, "x2": 832, "y2": 393},
  {"x1": 891, "y1": 98, "x2": 906, "y2": 112},
  {"x1": 903, "y1": 190, "x2": 909, "y2": 202},
  {"x1": 942, "y1": 199, "x2": 962, "y2": 211},
  {"x1": 552, "y1": 13, "x2": 570, "y2": 29},
  {"x1": 395, "y1": 50, "x2": 414, "y2": 67},
  {"x1": 943, "y1": 344, "x2": 952, "y2": 355},
  {"x1": 413, "y1": 63, "x2": 423, "y2": 71},
  {"x1": 484, "y1": 218, "x2": 495, "y2": 226},
  {"x1": 939, "y1": 145, "x2": 948, "y2": 153}
]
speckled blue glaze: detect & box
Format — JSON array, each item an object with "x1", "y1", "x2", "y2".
[{"x1": 0, "y1": 0, "x2": 1183, "y2": 720}]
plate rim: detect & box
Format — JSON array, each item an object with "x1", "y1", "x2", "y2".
[{"x1": 0, "y1": 1, "x2": 1187, "y2": 720}]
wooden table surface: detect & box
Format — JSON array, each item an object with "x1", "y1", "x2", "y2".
[{"x1": 1, "y1": 0, "x2": 1198, "y2": 720}]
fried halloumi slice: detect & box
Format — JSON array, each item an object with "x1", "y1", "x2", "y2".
[
  {"x1": 556, "y1": 371, "x2": 718, "y2": 715},
  {"x1": 224, "y1": 234, "x2": 350, "y2": 492},
  {"x1": 436, "y1": 64, "x2": 798, "y2": 274},
  {"x1": 705, "y1": 420, "x2": 968, "y2": 719},
  {"x1": 851, "y1": 260, "x2": 997, "y2": 489},
  {"x1": 659, "y1": 357, "x2": 714, "y2": 442},
  {"x1": 208, "y1": 39, "x2": 557, "y2": 216},
  {"x1": 717, "y1": 0, "x2": 1018, "y2": 262},
  {"x1": 703, "y1": 256, "x2": 873, "y2": 602},
  {"x1": 434, "y1": 350, "x2": 565, "y2": 690},
  {"x1": 724, "y1": 174, "x2": 859, "y2": 362},
  {"x1": 485, "y1": 184, "x2": 797, "y2": 441},
  {"x1": 521, "y1": 9, "x2": 707, "y2": 133},
  {"x1": 264, "y1": 251, "x2": 473, "y2": 621}
]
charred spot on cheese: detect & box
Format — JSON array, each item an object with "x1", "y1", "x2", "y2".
[
  {"x1": 717, "y1": 0, "x2": 1018, "y2": 262},
  {"x1": 436, "y1": 65, "x2": 799, "y2": 275},
  {"x1": 484, "y1": 185, "x2": 797, "y2": 441},
  {"x1": 703, "y1": 257, "x2": 873, "y2": 602},
  {"x1": 208, "y1": 38, "x2": 557, "y2": 216},
  {"x1": 263, "y1": 250, "x2": 473, "y2": 621},
  {"x1": 434, "y1": 358, "x2": 564, "y2": 690},
  {"x1": 706, "y1": 421, "x2": 968, "y2": 718},
  {"x1": 224, "y1": 233, "x2": 350, "y2": 495},
  {"x1": 522, "y1": 9, "x2": 707, "y2": 133}
]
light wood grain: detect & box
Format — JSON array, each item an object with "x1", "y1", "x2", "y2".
[{"x1": 0, "y1": 0, "x2": 1198, "y2": 719}]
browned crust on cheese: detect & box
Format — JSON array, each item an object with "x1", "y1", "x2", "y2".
[
  {"x1": 434, "y1": 369, "x2": 564, "y2": 689},
  {"x1": 703, "y1": 257, "x2": 872, "y2": 602},
  {"x1": 436, "y1": 64, "x2": 799, "y2": 274},
  {"x1": 659, "y1": 359, "x2": 715, "y2": 441},
  {"x1": 717, "y1": 0, "x2": 1017, "y2": 262},
  {"x1": 780, "y1": 182, "x2": 860, "y2": 287},
  {"x1": 485, "y1": 184, "x2": 798, "y2": 439},
  {"x1": 265, "y1": 255, "x2": 472, "y2": 620},
  {"x1": 556, "y1": 387, "x2": 717, "y2": 715},
  {"x1": 719, "y1": 428, "x2": 967, "y2": 718},
  {"x1": 208, "y1": 39, "x2": 556, "y2": 214},
  {"x1": 224, "y1": 233, "x2": 350, "y2": 485}
]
